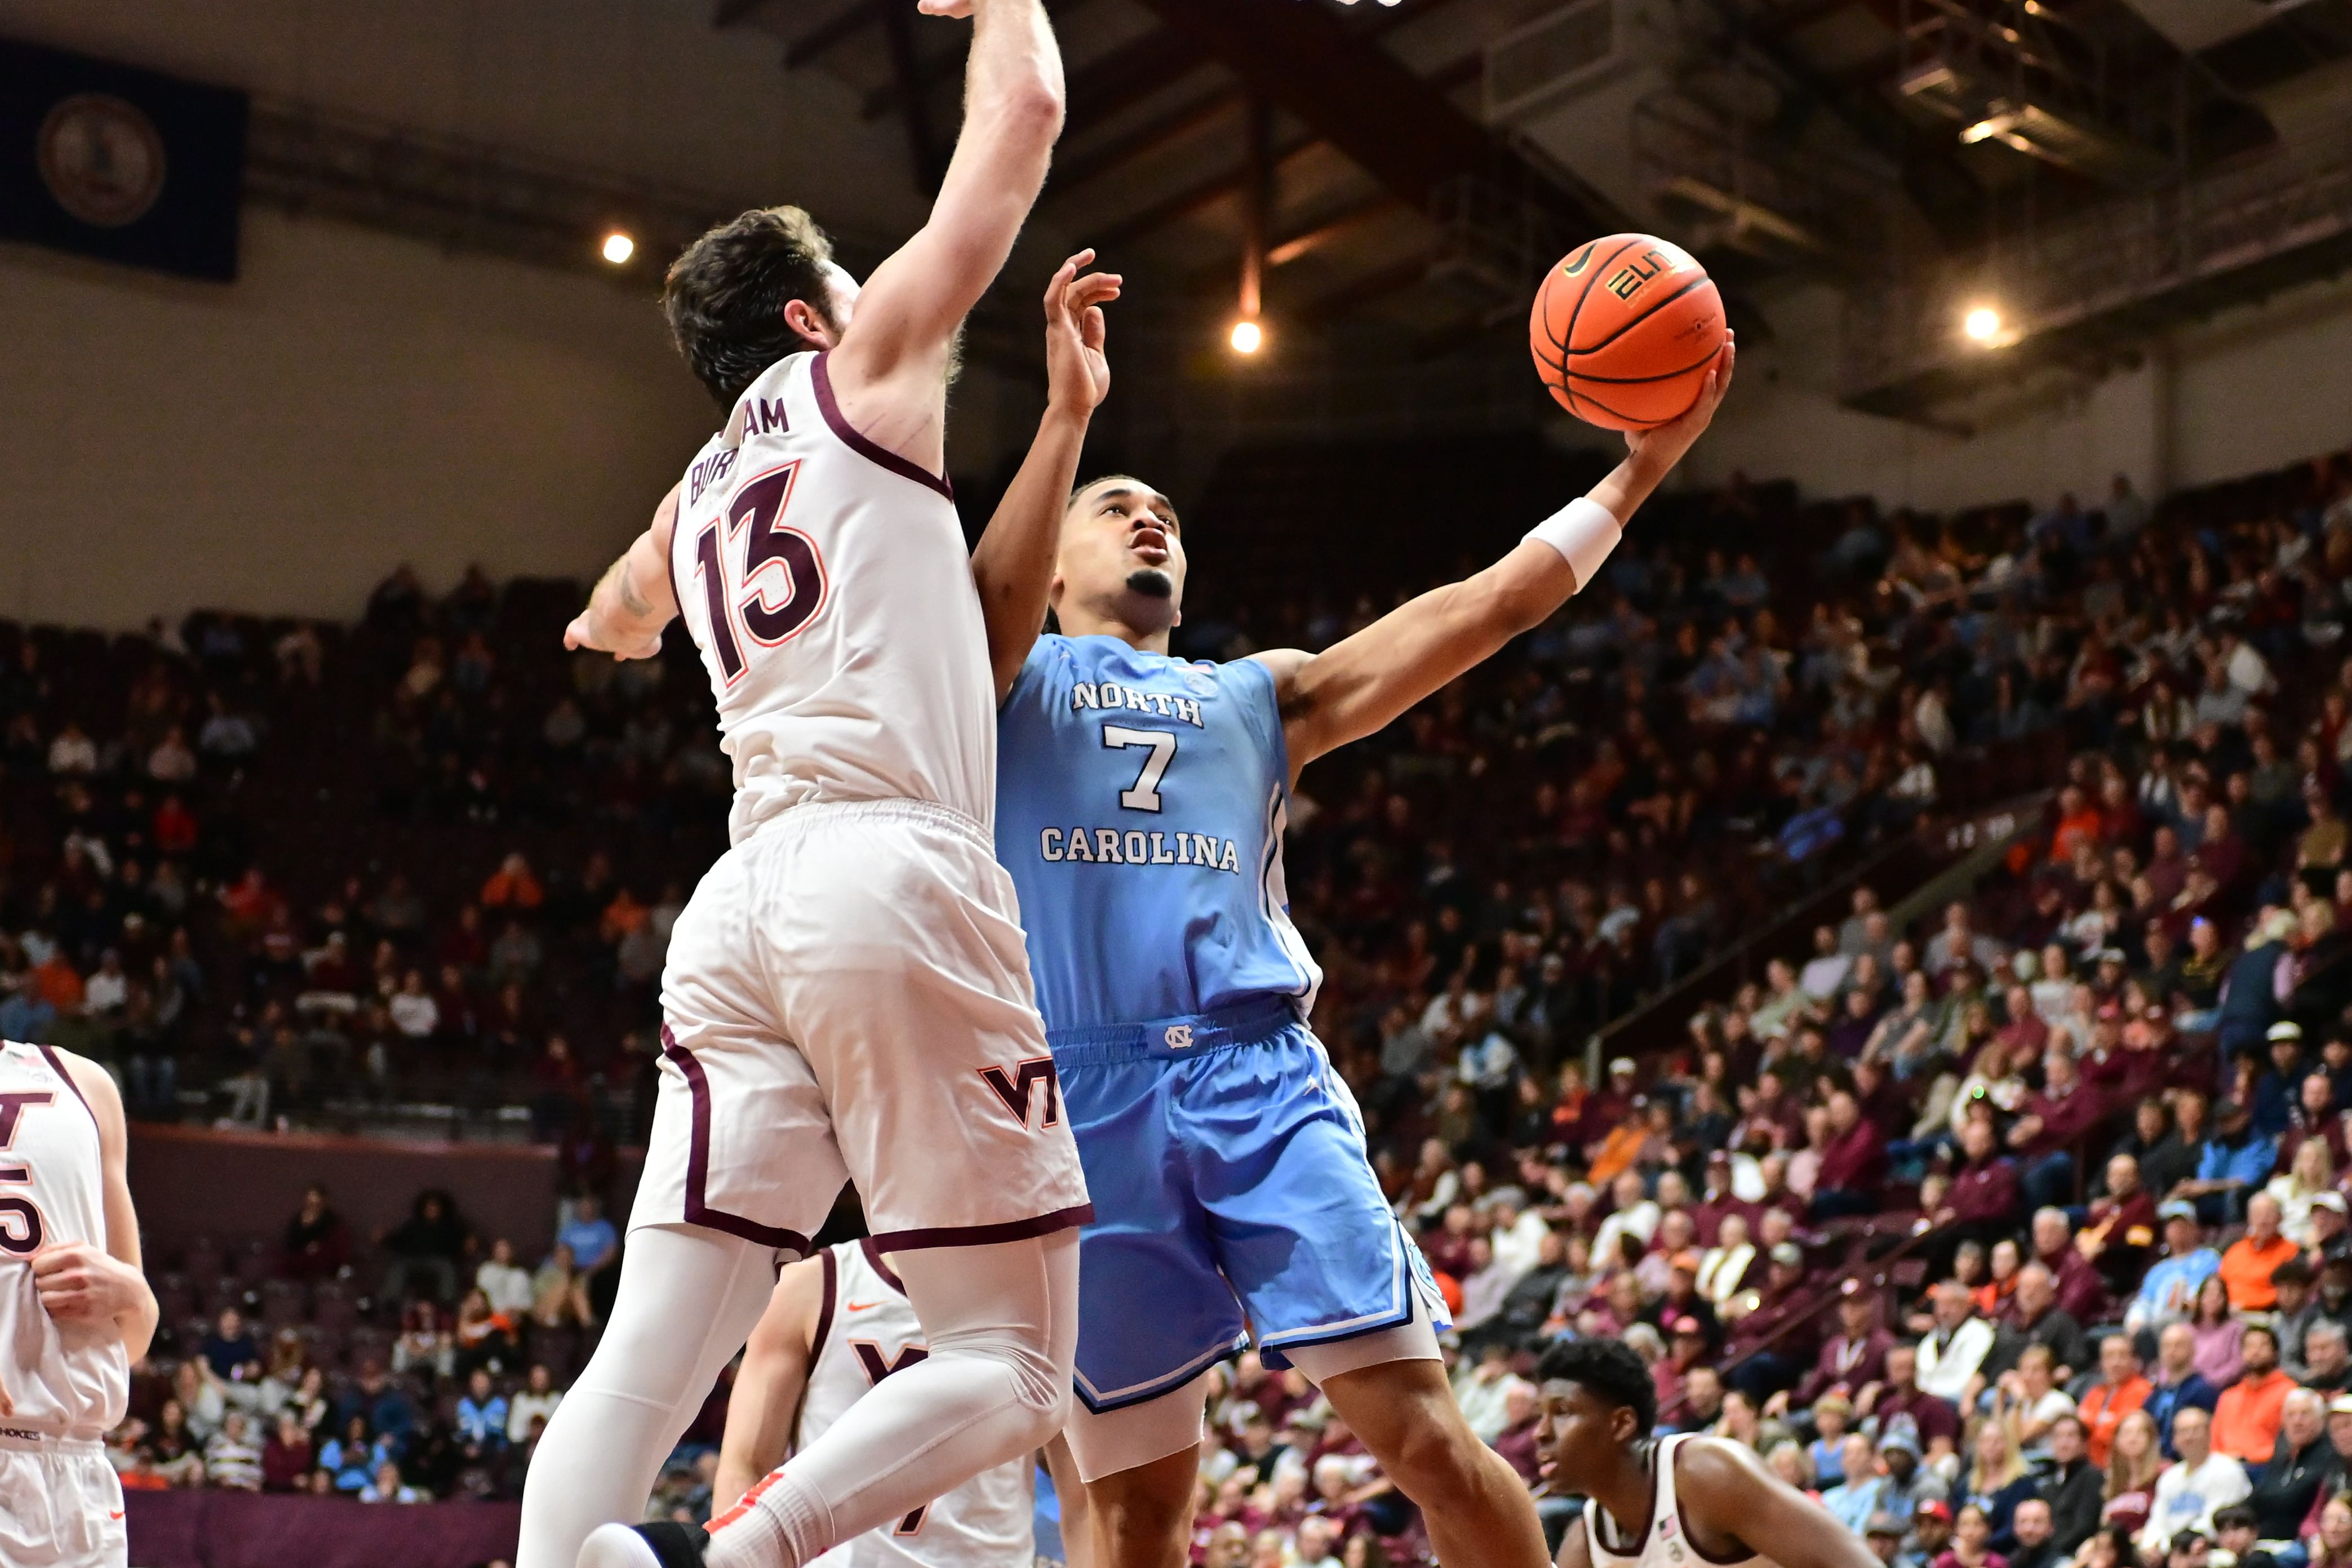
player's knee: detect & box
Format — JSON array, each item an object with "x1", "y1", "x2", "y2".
[
  {"x1": 1377, "y1": 1403, "x2": 1498, "y2": 1502},
  {"x1": 1094, "y1": 1472, "x2": 1192, "y2": 1542}
]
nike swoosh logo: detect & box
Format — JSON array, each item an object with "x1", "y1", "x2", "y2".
[
  {"x1": 108, "y1": 1511, "x2": 124, "y2": 1520},
  {"x1": 844, "y1": 1300, "x2": 884, "y2": 1312},
  {"x1": 1563, "y1": 243, "x2": 1595, "y2": 277}
]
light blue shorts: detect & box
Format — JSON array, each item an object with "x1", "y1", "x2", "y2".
[{"x1": 1049, "y1": 999, "x2": 1450, "y2": 1412}]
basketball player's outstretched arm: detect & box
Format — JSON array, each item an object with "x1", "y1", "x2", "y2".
[
  {"x1": 1672, "y1": 1436, "x2": 1883, "y2": 1568},
  {"x1": 827, "y1": 0, "x2": 1066, "y2": 473},
  {"x1": 1259, "y1": 337, "x2": 1734, "y2": 779},
  {"x1": 712, "y1": 1252, "x2": 827, "y2": 1512},
  {"x1": 564, "y1": 483, "x2": 681, "y2": 660},
  {"x1": 973, "y1": 251, "x2": 1120, "y2": 700},
  {"x1": 29, "y1": 1052, "x2": 157, "y2": 1365}
]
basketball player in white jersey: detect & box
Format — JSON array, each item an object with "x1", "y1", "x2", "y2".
[
  {"x1": 0, "y1": 1040, "x2": 159, "y2": 1568},
  {"x1": 530, "y1": 5, "x2": 1101, "y2": 1567},
  {"x1": 1533, "y1": 1339, "x2": 1876, "y2": 1568},
  {"x1": 711, "y1": 1240, "x2": 1037, "y2": 1568}
]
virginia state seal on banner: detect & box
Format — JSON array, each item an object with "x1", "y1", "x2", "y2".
[{"x1": 38, "y1": 91, "x2": 167, "y2": 227}]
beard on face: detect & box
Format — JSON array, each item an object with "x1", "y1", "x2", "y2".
[{"x1": 1126, "y1": 568, "x2": 1174, "y2": 600}]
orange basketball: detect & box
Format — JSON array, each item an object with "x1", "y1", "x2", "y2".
[{"x1": 1529, "y1": 234, "x2": 1725, "y2": 432}]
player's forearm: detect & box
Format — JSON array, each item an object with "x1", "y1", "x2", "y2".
[
  {"x1": 975, "y1": 405, "x2": 1091, "y2": 700},
  {"x1": 581, "y1": 530, "x2": 676, "y2": 648},
  {"x1": 713, "y1": 1356, "x2": 804, "y2": 1511},
  {"x1": 963, "y1": 0, "x2": 1064, "y2": 166},
  {"x1": 110, "y1": 1260, "x2": 156, "y2": 1363},
  {"x1": 1585, "y1": 446, "x2": 1678, "y2": 536},
  {"x1": 935, "y1": 0, "x2": 1063, "y2": 264}
]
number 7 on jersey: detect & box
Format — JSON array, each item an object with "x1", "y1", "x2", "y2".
[{"x1": 1102, "y1": 725, "x2": 1177, "y2": 811}]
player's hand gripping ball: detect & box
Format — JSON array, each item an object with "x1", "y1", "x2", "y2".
[{"x1": 1530, "y1": 234, "x2": 1725, "y2": 432}]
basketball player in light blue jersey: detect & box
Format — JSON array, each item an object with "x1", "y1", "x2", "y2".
[{"x1": 970, "y1": 297, "x2": 1733, "y2": 1568}]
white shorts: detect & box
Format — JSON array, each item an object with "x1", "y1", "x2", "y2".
[
  {"x1": 0, "y1": 1432, "x2": 125, "y2": 1568},
  {"x1": 634, "y1": 798, "x2": 1093, "y2": 1254}
]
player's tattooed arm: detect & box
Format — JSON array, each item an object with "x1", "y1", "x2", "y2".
[
  {"x1": 32, "y1": 1051, "x2": 158, "y2": 1364},
  {"x1": 565, "y1": 485, "x2": 682, "y2": 662},
  {"x1": 973, "y1": 251, "x2": 1121, "y2": 703},
  {"x1": 713, "y1": 1253, "x2": 826, "y2": 1513},
  {"x1": 1260, "y1": 338, "x2": 1734, "y2": 779}
]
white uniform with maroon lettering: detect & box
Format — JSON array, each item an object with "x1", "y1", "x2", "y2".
[
  {"x1": 635, "y1": 347, "x2": 1091, "y2": 1256},
  {"x1": 783, "y1": 1242, "x2": 1033, "y2": 1568},
  {"x1": 0, "y1": 1041, "x2": 128, "y2": 1568}
]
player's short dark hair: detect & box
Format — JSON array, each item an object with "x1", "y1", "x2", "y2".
[
  {"x1": 1535, "y1": 1336, "x2": 1656, "y2": 1436},
  {"x1": 663, "y1": 206, "x2": 838, "y2": 408}
]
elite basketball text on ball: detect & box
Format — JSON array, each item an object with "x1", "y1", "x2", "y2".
[{"x1": 1530, "y1": 234, "x2": 1727, "y2": 432}]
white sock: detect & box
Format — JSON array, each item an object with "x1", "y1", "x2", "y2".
[
  {"x1": 514, "y1": 1224, "x2": 776, "y2": 1568},
  {"x1": 706, "y1": 1232, "x2": 1079, "y2": 1568}
]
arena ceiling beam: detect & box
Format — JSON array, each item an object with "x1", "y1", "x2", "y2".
[
  {"x1": 1124, "y1": 0, "x2": 1599, "y2": 229},
  {"x1": 1091, "y1": 132, "x2": 1323, "y2": 249}
]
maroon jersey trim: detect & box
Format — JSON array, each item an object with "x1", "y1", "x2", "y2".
[
  {"x1": 866, "y1": 1203, "x2": 1096, "y2": 1254},
  {"x1": 810, "y1": 350, "x2": 955, "y2": 502},
  {"x1": 810, "y1": 1246, "x2": 838, "y2": 1364},
  {"x1": 35, "y1": 1043, "x2": 95, "y2": 1125},
  {"x1": 658, "y1": 1025, "x2": 814, "y2": 1256}
]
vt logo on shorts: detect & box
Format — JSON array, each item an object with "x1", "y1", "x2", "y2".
[{"x1": 977, "y1": 1056, "x2": 1062, "y2": 1130}]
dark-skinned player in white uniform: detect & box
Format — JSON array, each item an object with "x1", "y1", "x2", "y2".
[{"x1": 1536, "y1": 1338, "x2": 1881, "y2": 1568}]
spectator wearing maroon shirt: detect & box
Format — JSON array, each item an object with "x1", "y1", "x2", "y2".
[
  {"x1": 1864, "y1": 1341, "x2": 1962, "y2": 1458},
  {"x1": 2079, "y1": 1153, "x2": 2161, "y2": 1295},
  {"x1": 2278, "y1": 1071, "x2": 2352, "y2": 1174},
  {"x1": 1724, "y1": 1243, "x2": 1816, "y2": 1402},
  {"x1": 261, "y1": 1411, "x2": 314, "y2": 1492},
  {"x1": 2031, "y1": 1208, "x2": 2114, "y2": 1326},
  {"x1": 1774, "y1": 1278, "x2": 1894, "y2": 1417},
  {"x1": 1813, "y1": 1090, "x2": 1892, "y2": 1221},
  {"x1": 2008, "y1": 1050, "x2": 2109, "y2": 1212},
  {"x1": 1941, "y1": 1115, "x2": 2025, "y2": 1258},
  {"x1": 282, "y1": 1183, "x2": 350, "y2": 1283},
  {"x1": 1690, "y1": 1152, "x2": 1759, "y2": 1247}
]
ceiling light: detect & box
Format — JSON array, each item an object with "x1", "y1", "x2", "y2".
[
  {"x1": 601, "y1": 231, "x2": 636, "y2": 265},
  {"x1": 1230, "y1": 319, "x2": 1264, "y2": 355},
  {"x1": 1963, "y1": 305, "x2": 2002, "y2": 343}
]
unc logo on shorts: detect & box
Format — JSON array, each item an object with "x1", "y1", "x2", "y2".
[
  {"x1": 978, "y1": 1056, "x2": 1062, "y2": 1130},
  {"x1": 1164, "y1": 1024, "x2": 1194, "y2": 1049}
]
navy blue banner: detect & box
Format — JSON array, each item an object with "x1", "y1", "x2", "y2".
[{"x1": 0, "y1": 37, "x2": 246, "y2": 281}]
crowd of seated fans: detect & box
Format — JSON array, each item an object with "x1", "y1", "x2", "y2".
[{"x1": 34, "y1": 435, "x2": 2352, "y2": 1557}]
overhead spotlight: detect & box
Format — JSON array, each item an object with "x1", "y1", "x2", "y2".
[
  {"x1": 601, "y1": 231, "x2": 636, "y2": 265},
  {"x1": 1230, "y1": 319, "x2": 1264, "y2": 355},
  {"x1": 1963, "y1": 305, "x2": 2002, "y2": 343}
]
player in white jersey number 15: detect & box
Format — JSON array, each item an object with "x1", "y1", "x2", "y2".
[
  {"x1": 527, "y1": 3, "x2": 1110, "y2": 1568},
  {"x1": 1536, "y1": 1338, "x2": 1877, "y2": 1568},
  {"x1": 0, "y1": 1041, "x2": 160, "y2": 1568}
]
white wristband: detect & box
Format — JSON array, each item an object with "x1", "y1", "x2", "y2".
[{"x1": 1524, "y1": 496, "x2": 1622, "y2": 593}]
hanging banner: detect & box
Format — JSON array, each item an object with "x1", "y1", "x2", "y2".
[{"x1": 0, "y1": 37, "x2": 246, "y2": 281}]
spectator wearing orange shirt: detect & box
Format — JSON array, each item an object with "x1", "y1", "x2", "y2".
[
  {"x1": 2076, "y1": 1332, "x2": 2154, "y2": 1467},
  {"x1": 31, "y1": 949, "x2": 83, "y2": 1012},
  {"x1": 2220, "y1": 1192, "x2": 2300, "y2": 1310},
  {"x1": 2049, "y1": 785, "x2": 2103, "y2": 866},
  {"x1": 2213, "y1": 1323, "x2": 2295, "y2": 1464},
  {"x1": 480, "y1": 852, "x2": 544, "y2": 910}
]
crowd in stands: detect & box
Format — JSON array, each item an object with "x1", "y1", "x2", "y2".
[{"x1": 23, "y1": 435, "x2": 2352, "y2": 1567}]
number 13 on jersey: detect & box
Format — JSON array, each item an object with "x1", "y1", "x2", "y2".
[{"x1": 692, "y1": 461, "x2": 831, "y2": 685}]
